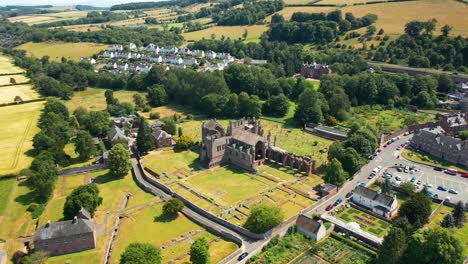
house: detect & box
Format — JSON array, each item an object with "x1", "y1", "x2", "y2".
[
  {"x1": 206, "y1": 50, "x2": 217, "y2": 60},
  {"x1": 135, "y1": 63, "x2": 152, "y2": 73},
  {"x1": 216, "y1": 53, "x2": 234, "y2": 62},
  {"x1": 80, "y1": 57, "x2": 96, "y2": 64},
  {"x1": 296, "y1": 214, "x2": 327, "y2": 241},
  {"x1": 300, "y1": 62, "x2": 332, "y2": 79},
  {"x1": 145, "y1": 43, "x2": 157, "y2": 52},
  {"x1": 160, "y1": 47, "x2": 178, "y2": 54},
  {"x1": 318, "y1": 183, "x2": 337, "y2": 198},
  {"x1": 130, "y1": 53, "x2": 141, "y2": 60},
  {"x1": 458, "y1": 82, "x2": 468, "y2": 92},
  {"x1": 439, "y1": 113, "x2": 468, "y2": 136},
  {"x1": 246, "y1": 59, "x2": 267, "y2": 65},
  {"x1": 108, "y1": 126, "x2": 129, "y2": 145},
  {"x1": 352, "y1": 186, "x2": 398, "y2": 218},
  {"x1": 106, "y1": 62, "x2": 117, "y2": 69},
  {"x1": 183, "y1": 58, "x2": 198, "y2": 67},
  {"x1": 33, "y1": 208, "x2": 96, "y2": 256},
  {"x1": 191, "y1": 49, "x2": 205, "y2": 58},
  {"x1": 108, "y1": 44, "x2": 123, "y2": 51},
  {"x1": 128, "y1": 43, "x2": 138, "y2": 52},
  {"x1": 178, "y1": 47, "x2": 191, "y2": 55},
  {"x1": 116, "y1": 63, "x2": 129, "y2": 71},
  {"x1": 165, "y1": 56, "x2": 184, "y2": 65},
  {"x1": 411, "y1": 128, "x2": 468, "y2": 169},
  {"x1": 151, "y1": 128, "x2": 176, "y2": 148},
  {"x1": 103, "y1": 51, "x2": 114, "y2": 58},
  {"x1": 151, "y1": 120, "x2": 165, "y2": 129}
]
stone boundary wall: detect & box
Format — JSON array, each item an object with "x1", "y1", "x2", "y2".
[{"x1": 380, "y1": 121, "x2": 440, "y2": 145}]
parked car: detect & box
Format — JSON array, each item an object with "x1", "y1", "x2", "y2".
[
  {"x1": 335, "y1": 198, "x2": 343, "y2": 206},
  {"x1": 445, "y1": 169, "x2": 457, "y2": 175},
  {"x1": 410, "y1": 177, "x2": 416, "y2": 183},
  {"x1": 326, "y1": 204, "x2": 334, "y2": 211},
  {"x1": 395, "y1": 175, "x2": 402, "y2": 181},
  {"x1": 448, "y1": 189, "x2": 459, "y2": 195},
  {"x1": 360, "y1": 182, "x2": 366, "y2": 187},
  {"x1": 428, "y1": 191, "x2": 435, "y2": 197},
  {"x1": 433, "y1": 167, "x2": 443, "y2": 171},
  {"x1": 397, "y1": 167, "x2": 403, "y2": 172},
  {"x1": 437, "y1": 185, "x2": 447, "y2": 191},
  {"x1": 345, "y1": 191, "x2": 353, "y2": 198},
  {"x1": 377, "y1": 148, "x2": 382, "y2": 153},
  {"x1": 397, "y1": 146, "x2": 402, "y2": 150},
  {"x1": 462, "y1": 173, "x2": 468, "y2": 178},
  {"x1": 238, "y1": 252, "x2": 249, "y2": 261}
]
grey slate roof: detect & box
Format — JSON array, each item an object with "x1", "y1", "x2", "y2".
[
  {"x1": 354, "y1": 185, "x2": 395, "y2": 207},
  {"x1": 108, "y1": 126, "x2": 128, "y2": 142},
  {"x1": 151, "y1": 120, "x2": 165, "y2": 128},
  {"x1": 151, "y1": 129, "x2": 172, "y2": 140},
  {"x1": 78, "y1": 207, "x2": 92, "y2": 220},
  {"x1": 296, "y1": 214, "x2": 322, "y2": 234},
  {"x1": 34, "y1": 219, "x2": 94, "y2": 241},
  {"x1": 203, "y1": 119, "x2": 221, "y2": 131}
]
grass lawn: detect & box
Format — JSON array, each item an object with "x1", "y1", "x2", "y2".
[
  {"x1": 335, "y1": 207, "x2": 391, "y2": 237},
  {"x1": 184, "y1": 165, "x2": 277, "y2": 207},
  {"x1": 182, "y1": 25, "x2": 268, "y2": 43},
  {"x1": 427, "y1": 204, "x2": 468, "y2": 256},
  {"x1": 0, "y1": 54, "x2": 25, "y2": 74},
  {"x1": 139, "y1": 103, "x2": 195, "y2": 120},
  {"x1": 16, "y1": 41, "x2": 108, "y2": 62},
  {"x1": 0, "y1": 74, "x2": 29, "y2": 85},
  {"x1": 60, "y1": 142, "x2": 95, "y2": 170},
  {"x1": 0, "y1": 177, "x2": 16, "y2": 215},
  {"x1": 0, "y1": 101, "x2": 43, "y2": 176},
  {"x1": 315, "y1": 236, "x2": 374, "y2": 264},
  {"x1": 65, "y1": 87, "x2": 146, "y2": 112},
  {"x1": 142, "y1": 149, "x2": 201, "y2": 177},
  {"x1": 402, "y1": 149, "x2": 468, "y2": 173},
  {"x1": 0, "y1": 84, "x2": 39, "y2": 104},
  {"x1": 110, "y1": 203, "x2": 238, "y2": 263}
]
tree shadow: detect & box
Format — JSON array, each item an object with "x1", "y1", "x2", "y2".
[
  {"x1": 24, "y1": 149, "x2": 36, "y2": 158},
  {"x1": 14, "y1": 188, "x2": 40, "y2": 206},
  {"x1": 153, "y1": 213, "x2": 178, "y2": 223},
  {"x1": 93, "y1": 171, "x2": 119, "y2": 184}
]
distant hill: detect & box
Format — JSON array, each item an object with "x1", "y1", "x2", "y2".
[{"x1": 75, "y1": 5, "x2": 108, "y2": 11}]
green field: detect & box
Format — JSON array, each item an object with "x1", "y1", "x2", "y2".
[
  {"x1": 0, "y1": 101, "x2": 43, "y2": 176},
  {"x1": 110, "y1": 203, "x2": 238, "y2": 264},
  {"x1": 65, "y1": 87, "x2": 146, "y2": 112},
  {"x1": 8, "y1": 11, "x2": 89, "y2": 25},
  {"x1": 0, "y1": 84, "x2": 39, "y2": 104},
  {"x1": 182, "y1": 25, "x2": 268, "y2": 43},
  {"x1": 142, "y1": 149, "x2": 201, "y2": 177},
  {"x1": 17, "y1": 41, "x2": 107, "y2": 62},
  {"x1": 0, "y1": 177, "x2": 16, "y2": 215},
  {"x1": 335, "y1": 207, "x2": 391, "y2": 237}
]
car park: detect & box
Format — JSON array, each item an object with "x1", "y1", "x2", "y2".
[
  {"x1": 438, "y1": 185, "x2": 447, "y2": 191},
  {"x1": 238, "y1": 252, "x2": 249, "y2": 261},
  {"x1": 326, "y1": 204, "x2": 334, "y2": 211}
]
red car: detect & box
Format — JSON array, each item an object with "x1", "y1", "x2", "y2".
[
  {"x1": 377, "y1": 148, "x2": 382, "y2": 153},
  {"x1": 461, "y1": 173, "x2": 468, "y2": 178},
  {"x1": 326, "y1": 204, "x2": 334, "y2": 211},
  {"x1": 383, "y1": 144, "x2": 388, "y2": 148}
]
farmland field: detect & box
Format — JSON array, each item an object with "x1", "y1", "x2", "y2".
[
  {"x1": 318, "y1": 0, "x2": 375, "y2": 4},
  {"x1": 16, "y1": 41, "x2": 107, "y2": 61},
  {"x1": 272, "y1": 6, "x2": 337, "y2": 20},
  {"x1": 0, "y1": 84, "x2": 39, "y2": 104},
  {"x1": 0, "y1": 177, "x2": 15, "y2": 215},
  {"x1": 183, "y1": 25, "x2": 268, "y2": 43},
  {"x1": 0, "y1": 101, "x2": 43, "y2": 176},
  {"x1": 8, "y1": 11, "x2": 89, "y2": 25},
  {"x1": 0, "y1": 54, "x2": 24, "y2": 74},
  {"x1": 65, "y1": 87, "x2": 146, "y2": 112},
  {"x1": 0, "y1": 74, "x2": 29, "y2": 85}
]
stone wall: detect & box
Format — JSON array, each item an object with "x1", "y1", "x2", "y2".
[{"x1": 266, "y1": 149, "x2": 315, "y2": 175}]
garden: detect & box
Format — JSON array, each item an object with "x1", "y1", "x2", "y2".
[
  {"x1": 314, "y1": 236, "x2": 375, "y2": 264},
  {"x1": 335, "y1": 207, "x2": 391, "y2": 237}
]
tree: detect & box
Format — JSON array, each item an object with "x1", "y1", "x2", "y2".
[
  {"x1": 105, "y1": 89, "x2": 118, "y2": 105},
  {"x1": 63, "y1": 184, "x2": 102, "y2": 220},
  {"x1": 73, "y1": 106, "x2": 88, "y2": 126},
  {"x1": 441, "y1": 214, "x2": 455, "y2": 228},
  {"x1": 133, "y1": 93, "x2": 146, "y2": 110},
  {"x1": 27, "y1": 155, "x2": 58, "y2": 201},
  {"x1": 459, "y1": 131, "x2": 468, "y2": 140},
  {"x1": 161, "y1": 119, "x2": 177, "y2": 135},
  {"x1": 190, "y1": 237, "x2": 210, "y2": 264},
  {"x1": 145, "y1": 64, "x2": 166, "y2": 85},
  {"x1": 453, "y1": 201, "x2": 465, "y2": 228},
  {"x1": 377, "y1": 227, "x2": 407, "y2": 264},
  {"x1": 108, "y1": 143, "x2": 131, "y2": 177},
  {"x1": 84, "y1": 111, "x2": 111, "y2": 137},
  {"x1": 262, "y1": 94, "x2": 290, "y2": 117},
  {"x1": 402, "y1": 227, "x2": 463, "y2": 264},
  {"x1": 398, "y1": 191, "x2": 432, "y2": 228},
  {"x1": 393, "y1": 217, "x2": 413, "y2": 237},
  {"x1": 147, "y1": 85, "x2": 168, "y2": 107},
  {"x1": 136, "y1": 117, "x2": 154, "y2": 154},
  {"x1": 294, "y1": 87, "x2": 323, "y2": 124},
  {"x1": 120, "y1": 243, "x2": 162, "y2": 264},
  {"x1": 403, "y1": 115, "x2": 419, "y2": 127},
  {"x1": 162, "y1": 198, "x2": 184, "y2": 217},
  {"x1": 74, "y1": 130, "x2": 96, "y2": 161},
  {"x1": 339, "y1": 147, "x2": 364, "y2": 175},
  {"x1": 243, "y1": 205, "x2": 284, "y2": 234},
  {"x1": 22, "y1": 251, "x2": 48, "y2": 264},
  {"x1": 400, "y1": 182, "x2": 416, "y2": 196},
  {"x1": 324, "y1": 158, "x2": 348, "y2": 187},
  {"x1": 176, "y1": 135, "x2": 195, "y2": 150},
  {"x1": 441, "y1": 24, "x2": 452, "y2": 37},
  {"x1": 14, "y1": 95, "x2": 23, "y2": 103},
  {"x1": 381, "y1": 177, "x2": 392, "y2": 195}
]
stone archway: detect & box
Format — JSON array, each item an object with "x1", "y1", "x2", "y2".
[{"x1": 255, "y1": 141, "x2": 266, "y2": 161}]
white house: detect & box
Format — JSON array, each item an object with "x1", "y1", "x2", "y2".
[
  {"x1": 352, "y1": 186, "x2": 398, "y2": 218},
  {"x1": 191, "y1": 49, "x2": 205, "y2": 58},
  {"x1": 130, "y1": 53, "x2": 141, "y2": 60},
  {"x1": 103, "y1": 51, "x2": 114, "y2": 58},
  {"x1": 296, "y1": 214, "x2": 327, "y2": 241},
  {"x1": 117, "y1": 62, "x2": 129, "y2": 71},
  {"x1": 136, "y1": 63, "x2": 152, "y2": 73},
  {"x1": 178, "y1": 47, "x2": 191, "y2": 55},
  {"x1": 106, "y1": 62, "x2": 117, "y2": 69},
  {"x1": 128, "y1": 43, "x2": 138, "y2": 52},
  {"x1": 165, "y1": 55, "x2": 183, "y2": 65},
  {"x1": 146, "y1": 43, "x2": 157, "y2": 52},
  {"x1": 160, "y1": 47, "x2": 178, "y2": 54},
  {"x1": 206, "y1": 50, "x2": 217, "y2": 60},
  {"x1": 108, "y1": 44, "x2": 123, "y2": 51},
  {"x1": 216, "y1": 52, "x2": 233, "y2": 62}
]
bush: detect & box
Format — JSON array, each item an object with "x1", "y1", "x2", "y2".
[
  {"x1": 176, "y1": 135, "x2": 195, "y2": 150},
  {"x1": 31, "y1": 204, "x2": 46, "y2": 219},
  {"x1": 143, "y1": 105, "x2": 152, "y2": 112},
  {"x1": 149, "y1": 112, "x2": 161, "y2": 119},
  {"x1": 27, "y1": 203, "x2": 39, "y2": 212}
]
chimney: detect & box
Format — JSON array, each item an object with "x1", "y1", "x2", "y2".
[{"x1": 72, "y1": 216, "x2": 77, "y2": 224}]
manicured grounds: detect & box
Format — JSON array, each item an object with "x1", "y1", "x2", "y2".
[{"x1": 335, "y1": 207, "x2": 391, "y2": 237}]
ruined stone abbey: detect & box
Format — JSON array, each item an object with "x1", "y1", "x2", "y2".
[{"x1": 200, "y1": 118, "x2": 316, "y2": 175}]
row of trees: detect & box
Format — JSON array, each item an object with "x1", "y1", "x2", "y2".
[{"x1": 214, "y1": 0, "x2": 284, "y2": 26}]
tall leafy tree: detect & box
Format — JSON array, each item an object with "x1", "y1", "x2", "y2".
[
  {"x1": 74, "y1": 130, "x2": 96, "y2": 160},
  {"x1": 147, "y1": 84, "x2": 168, "y2": 107},
  {"x1": 162, "y1": 198, "x2": 184, "y2": 217},
  {"x1": 262, "y1": 94, "x2": 290, "y2": 117},
  {"x1": 120, "y1": 243, "x2": 162, "y2": 264},
  {"x1": 381, "y1": 177, "x2": 392, "y2": 195},
  {"x1": 377, "y1": 227, "x2": 407, "y2": 264},
  {"x1": 190, "y1": 237, "x2": 210, "y2": 264},
  {"x1": 136, "y1": 117, "x2": 154, "y2": 154},
  {"x1": 63, "y1": 184, "x2": 103, "y2": 220},
  {"x1": 324, "y1": 158, "x2": 348, "y2": 187},
  {"x1": 398, "y1": 191, "x2": 432, "y2": 228},
  {"x1": 84, "y1": 111, "x2": 111, "y2": 137},
  {"x1": 243, "y1": 205, "x2": 284, "y2": 234},
  {"x1": 453, "y1": 201, "x2": 465, "y2": 228},
  {"x1": 294, "y1": 87, "x2": 324, "y2": 124},
  {"x1": 108, "y1": 143, "x2": 131, "y2": 177}
]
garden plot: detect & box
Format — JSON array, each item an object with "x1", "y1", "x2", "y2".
[
  {"x1": 335, "y1": 207, "x2": 391, "y2": 237},
  {"x1": 315, "y1": 237, "x2": 374, "y2": 264}
]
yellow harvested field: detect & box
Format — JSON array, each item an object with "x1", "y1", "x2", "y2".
[
  {"x1": 0, "y1": 75, "x2": 29, "y2": 85},
  {"x1": 8, "y1": 11, "x2": 89, "y2": 25},
  {"x1": 183, "y1": 25, "x2": 268, "y2": 42},
  {"x1": 0, "y1": 55, "x2": 24, "y2": 74},
  {"x1": 340, "y1": 0, "x2": 468, "y2": 37},
  {"x1": 59, "y1": 24, "x2": 103, "y2": 32},
  {"x1": 144, "y1": 8, "x2": 173, "y2": 16},
  {"x1": 0, "y1": 101, "x2": 43, "y2": 175},
  {"x1": 0, "y1": 84, "x2": 39, "y2": 104},
  {"x1": 16, "y1": 41, "x2": 108, "y2": 61},
  {"x1": 319, "y1": 0, "x2": 374, "y2": 4},
  {"x1": 65, "y1": 87, "x2": 146, "y2": 112}
]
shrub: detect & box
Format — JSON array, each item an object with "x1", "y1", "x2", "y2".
[{"x1": 149, "y1": 112, "x2": 161, "y2": 119}]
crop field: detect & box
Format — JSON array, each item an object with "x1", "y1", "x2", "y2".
[
  {"x1": 17, "y1": 41, "x2": 107, "y2": 62},
  {"x1": 315, "y1": 236, "x2": 374, "y2": 264},
  {"x1": 0, "y1": 84, "x2": 39, "y2": 104},
  {"x1": 8, "y1": 11, "x2": 89, "y2": 25},
  {"x1": 0, "y1": 54, "x2": 24, "y2": 74},
  {"x1": 0, "y1": 101, "x2": 43, "y2": 176},
  {"x1": 272, "y1": 6, "x2": 337, "y2": 21},
  {"x1": 335, "y1": 207, "x2": 391, "y2": 237},
  {"x1": 59, "y1": 24, "x2": 104, "y2": 32},
  {"x1": 110, "y1": 203, "x2": 238, "y2": 263},
  {"x1": 65, "y1": 87, "x2": 146, "y2": 112},
  {"x1": 183, "y1": 25, "x2": 268, "y2": 43},
  {"x1": 427, "y1": 204, "x2": 468, "y2": 256},
  {"x1": 318, "y1": 0, "x2": 375, "y2": 4},
  {"x1": 340, "y1": 0, "x2": 468, "y2": 38},
  {"x1": 139, "y1": 103, "x2": 195, "y2": 119},
  {"x1": 0, "y1": 74, "x2": 29, "y2": 85},
  {"x1": 183, "y1": 3, "x2": 213, "y2": 12}
]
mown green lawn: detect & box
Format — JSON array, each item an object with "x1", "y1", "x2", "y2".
[
  {"x1": 0, "y1": 177, "x2": 16, "y2": 215},
  {"x1": 335, "y1": 207, "x2": 391, "y2": 237}
]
